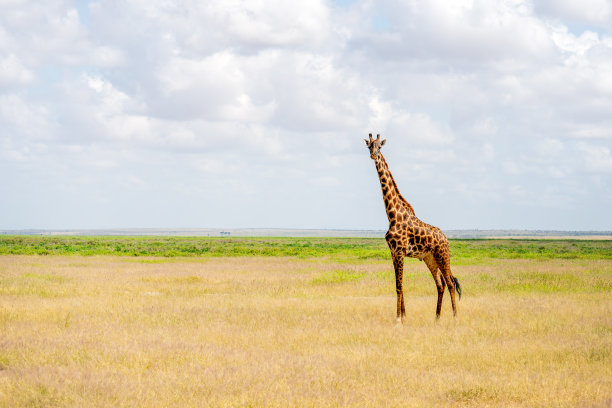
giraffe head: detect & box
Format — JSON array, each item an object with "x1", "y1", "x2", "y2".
[{"x1": 364, "y1": 133, "x2": 386, "y2": 160}]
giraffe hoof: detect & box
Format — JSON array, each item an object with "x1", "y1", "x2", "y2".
[{"x1": 395, "y1": 317, "x2": 403, "y2": 326}]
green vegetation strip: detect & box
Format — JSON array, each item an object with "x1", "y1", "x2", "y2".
[{"x1": 0, "y1": 235, "x2": 611, "y2": 260}]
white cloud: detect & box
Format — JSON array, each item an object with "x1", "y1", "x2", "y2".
[
  {"x1": 218, "y1": 0, "x2": 330, "y2": 49},
  {"x1": 535, "y1": 0, "x2": 612, "y2": 27},
  {"x1": 190, "y1": 156, "x2": 242, "y2": 175},
  {"x1": 0, "y1": 94, "x2": 56, "y2": 141},
  {"x1": 0, "y1": 2, "x2": 122, "y2": 70},
  {"x1": 389, "y1": 112, "x2": 454, "y2": 146},
  {"x1": 535, "y1": 138, "x2": 565, "y2": 156},
  {"x1": 578, "y1": 143, "x2": 612, "y2": 172},
  {"x1": 368, "y1": 97, "x2": 454, "y2": 147},
  {"x1": 349, "y1": 0, "x2": 556, "y2": 66},
  {"x1": 311, "y1": 176, "x2": 341, "y2": 187},
  {"x1": 1, "y1": 0, "x2": 612, "y2": 230},
  {"x1": 155, "y1": 52, "x2": 277, "y2": 123},
  {"x1": 481, "y1": 143, "x2": 495, "y2": 161},
  {"x1": 0, "y1": 54, "x2": 33, "y2": 87}
]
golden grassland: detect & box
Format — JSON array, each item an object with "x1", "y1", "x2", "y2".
[{"x1": 0, "y1": 254, "x2": 610, "y2": 407}]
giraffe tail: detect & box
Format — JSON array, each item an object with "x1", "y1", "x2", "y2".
[{"x1": 452, "y1": 276, "x2": 462, "y2": 300}]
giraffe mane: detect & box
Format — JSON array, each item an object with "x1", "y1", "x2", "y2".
[{"x1": 380, "y1": 154, "x2": 415, "y2": 215}]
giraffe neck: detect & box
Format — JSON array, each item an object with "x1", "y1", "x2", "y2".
[{"x1": 374, "y1": 153, "x2": 415, "y2": 220}]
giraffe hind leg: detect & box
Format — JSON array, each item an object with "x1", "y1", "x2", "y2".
[
  {"x1": 423, "y1": 254, "x2": 445, "y2": 319},
  {"x1": 434, "y1": 253, "x2": 458, "y2": 317},
  {"x1": 440, "y1": 265, "x2": 458, "y2": 317}
]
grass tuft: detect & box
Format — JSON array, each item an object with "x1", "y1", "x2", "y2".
[{"x1": 311, "y1": 269, "x2": 365, "y2": 285}]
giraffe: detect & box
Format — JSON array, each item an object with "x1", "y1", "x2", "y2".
[{"x1": 364, "y1": 133, "x2": 461, "y2": 323}]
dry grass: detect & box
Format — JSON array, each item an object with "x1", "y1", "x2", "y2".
[{"x1": 0, "y1": 255, "x2": 610, "y2": 407}]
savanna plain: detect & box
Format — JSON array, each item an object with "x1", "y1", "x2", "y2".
[{"x1": 0, "y1": 236, "x2": 610, "y2": 407}]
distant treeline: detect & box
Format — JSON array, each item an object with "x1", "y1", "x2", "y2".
[{"x1": 446, "y1": 230, "x2": 612, "y2": 238}]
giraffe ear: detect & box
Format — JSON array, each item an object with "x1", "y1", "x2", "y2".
[
  {"x1": 364, "y1": 138, "x2": 369, "y2": 146},
  {"x1": 380, "y1": 139, "x2": 386, "y2": 146}
]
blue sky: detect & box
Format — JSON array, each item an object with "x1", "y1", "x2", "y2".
[{"x1": 1, "y1": 0, "x2": 611, "y2": 231}]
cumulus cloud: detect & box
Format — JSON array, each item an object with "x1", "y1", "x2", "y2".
[
  {"x1": 0, "y1": 54, "x2": 33, "y2": 87},
  {"x1": 578, "y1": 143, "x2": 612, "y2": 173},
  {"x1": 535, "y1": 0, "x2": 612, "y2": 28},
  {"x1": 1, "y1": 0, "x2": 611, "y2": 230}
]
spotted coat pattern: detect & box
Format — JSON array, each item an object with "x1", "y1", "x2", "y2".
[{"x1": 365, "y1": 134, "x2": 460, "y2": 323}]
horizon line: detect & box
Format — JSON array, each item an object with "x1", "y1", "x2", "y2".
[{"x1": 1, "y1": 228, "x2": 611, "y2": 239}]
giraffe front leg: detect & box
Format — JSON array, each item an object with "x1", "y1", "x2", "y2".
[{"x1": 392, "y1": 253, "x2": 405, "y2": 324}]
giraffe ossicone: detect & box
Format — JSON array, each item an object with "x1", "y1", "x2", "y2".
[{"x1": 364, "y1": 133, "x2": 461, "y2": 323}]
